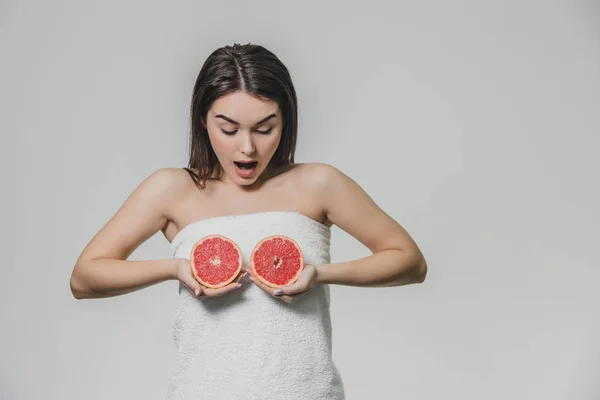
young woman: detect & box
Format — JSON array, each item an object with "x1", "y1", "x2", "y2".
[{"x1": 70, "y1": 43, "x2": 427, "y2": 399}]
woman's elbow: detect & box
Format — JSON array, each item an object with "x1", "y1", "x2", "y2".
[
  {"x1": 70, "y1": 266, "x2": 90, "y2": 299},
  {"x1": 410, "y1": 255, "x2": 428, "y2": 284}
]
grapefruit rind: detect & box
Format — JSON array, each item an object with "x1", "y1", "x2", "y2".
[
  {"x1": 250, "y1": 235, "x2": 304, "y2": 288},
  {"x1": 189, "y1": 234, "x2": 243, "y2": 288}
]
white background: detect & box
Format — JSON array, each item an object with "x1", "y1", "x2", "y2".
[{"x1": 3, "y1": 0, "x2": 599, "y2": 398}]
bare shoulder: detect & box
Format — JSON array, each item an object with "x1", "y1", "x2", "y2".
[
  {"x1": 288, "y1": 162, "x2": 345, "y2": 193},
  {"x1": 293, "y1": 162, "x2": 423, "y2": 256},
  {"x1": 282, "y1": 162, "x2": 352, "y2": 225},
  {"x1": 125, "y1": 167, "x2": 195, "y2": 217},
  {"x1": 75, "y1": 167, "x2": 192, "y2": 264},
  {"x1": 293, "y1": 162, "x2": 362, "y2": 211},
  {"x1": 146, "y1": 167, "x2": 193, "y2": 192}
]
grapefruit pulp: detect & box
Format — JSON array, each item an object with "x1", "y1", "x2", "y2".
[
  {"x1": 250, "y1": 235, "x2": 304, "y2": 288},
  {"x1": 190, "y1": 235, "x2": 243, "y2": 288}
]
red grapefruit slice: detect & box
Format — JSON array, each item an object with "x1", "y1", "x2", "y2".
[
  {"x1": 190, "y1": 235, "x2": 243, "y2": 288},
  {"x1": 250, "y1": 235, "x2": 304, "y2": 288}
]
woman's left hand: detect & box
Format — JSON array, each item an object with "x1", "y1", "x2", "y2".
[{"x1": 247, "y1": 264, "x2": 319, "y2": 303}]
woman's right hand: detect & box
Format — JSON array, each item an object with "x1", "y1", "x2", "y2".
[{"x1": 175, "y1": 258, "x2": 246, "y2": 299}]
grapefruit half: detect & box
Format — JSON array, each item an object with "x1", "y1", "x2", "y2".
[
  {"x1": 250, "y1": 235, "x2": 304, "y2": 288},
  {"x1": 190, "y1": 235, "x2": 243, "y2": 288}
]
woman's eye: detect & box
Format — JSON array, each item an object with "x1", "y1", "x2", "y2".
[{"x1": 220, "y1": 127, "x2": 272, "y2": 135}]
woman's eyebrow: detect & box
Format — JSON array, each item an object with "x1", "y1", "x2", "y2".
[{"x1": 214, "y1": 114, "x2": 277, "y2": 126}]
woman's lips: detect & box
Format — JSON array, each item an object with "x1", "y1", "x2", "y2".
[{"x1": 234, "y1": 161, "x2": 258, "y2": 178}]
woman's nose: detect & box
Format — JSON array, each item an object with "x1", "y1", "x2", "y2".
[{"x1": 239, "y1": 131, "x2": 256, "y2": 155}]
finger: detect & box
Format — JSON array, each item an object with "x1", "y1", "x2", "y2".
[
  {"x1": 203, "y1": 281, "x2": 242, "y2": 297},
  {"x1": 252, "y1": 279, "x2": 298, "y2": 302},
  {"x1": 279, "y1": 295, "x2": 295, "y2": 303},
  {"x1": 230, "y1": 269, "x2": 248, "y2": 287},
  {"x1": 273, "y1": 288, "x2": 304, "y2": 303},
  {"x1": 273, "y1": 282, "x2": 308, "y2": 297},
  {"x1": 247, "y1": 271, "x2": 279, "y2": 295},
  {"x1": 245, "y1": 266, "x2": 256, "y2": 279},
  {"x1": 183, "y1": 280, "x2": 203, "y2": 298},
  {"x1": 246, "y1": 267, "x2": 297, "y2": 301},
  {"x1": 272, "y1": 265, "x2": 314, "y2": 297},
  {"x1": 234, "y1": 270, "x2": 248, "y2": 282},
  {"x1": 247, "y1": 273, "x2": 270, "y2": 292}
]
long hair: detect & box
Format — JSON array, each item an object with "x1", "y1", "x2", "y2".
[{"x1": 185, "y1": 43, "x2": 298, "y2": 188}]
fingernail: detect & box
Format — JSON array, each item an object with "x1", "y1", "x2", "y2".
[
  {"x1": 273, "y1": 289, "x2": 283, "y2": 296},
  {"x1": 236, "y1": 284, "x2": 242, "y2": 288},
  {"x1": 194, "y1": 289, "x2": 200, "y2": 296}
]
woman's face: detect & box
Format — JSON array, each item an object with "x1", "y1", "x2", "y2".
[{"x1": 204, "y1": 90, "x2": 283, "y2": 186}]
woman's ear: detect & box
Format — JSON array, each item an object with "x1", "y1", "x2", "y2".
[{"x1": 201, "y1": 117, "x2": 207, "y2": 129}]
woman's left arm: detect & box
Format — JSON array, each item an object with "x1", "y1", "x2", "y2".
[
  {"x1": 315, "y1": 163, "x2": 427, "y2": 288},
  {"x1": 248, "y1": 163, "x2": 427, "y2": 302}
]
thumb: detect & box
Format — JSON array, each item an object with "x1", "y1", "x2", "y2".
[
  {"x1": 273, "y1": 281, "x2": 306, "y2": 296},
  {"x1": 183, "y1": 279, "x2": 202, "y2": 298},
  {"x1": 274, "y1": 267, "x2": 313, "y2": 296}
]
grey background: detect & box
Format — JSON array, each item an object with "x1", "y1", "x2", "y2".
[{"x1": 3, "y1": 0, "x2": 600, "y2": 399}]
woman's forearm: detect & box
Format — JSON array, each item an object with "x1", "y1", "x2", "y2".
[
  {"x1": 316, "y1": 249, "x2": 427, "y2": 287},
  {"x1": 70, "y1": 258, "x2": 179, "y2": 299}
]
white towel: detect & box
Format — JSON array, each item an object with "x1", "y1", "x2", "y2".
[{"x1": 166, "y1": 211, "x2": 345, "y2": 400}]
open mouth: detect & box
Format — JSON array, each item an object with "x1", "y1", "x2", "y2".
[{"x1": 234, "y1": 161, "x2": 258, "y2": 170}]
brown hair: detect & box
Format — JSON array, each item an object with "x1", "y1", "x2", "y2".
[{"x1": 184, "y1": 43, "x2": 298, "y2": 188}]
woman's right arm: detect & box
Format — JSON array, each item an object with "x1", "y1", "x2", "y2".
[{"x1": 69, "y1": 168, "x2": 184, "y2": 299}]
